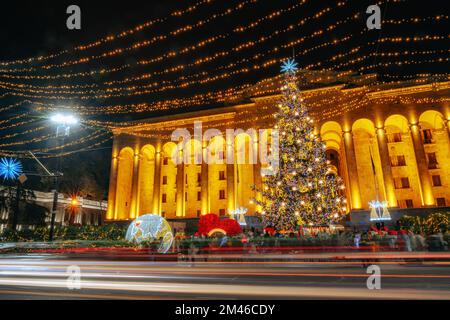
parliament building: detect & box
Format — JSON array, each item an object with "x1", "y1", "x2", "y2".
[{"x1": 106, "y1": 73, "x2": 450, "y2": 226}]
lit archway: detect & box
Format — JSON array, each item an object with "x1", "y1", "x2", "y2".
[
  {"x1": 184, "y1": 139, "x2": 203, "y2": 217},
  {"x1": 138, "y1": 145, "x2": 156, "y2": 216},
  {"x1": 208, "y1": 135, "x2": 227, "y2": 215},
  {"x1": 160, "y1": 142, "x2": 177, "y2": 218},
  {"x1": 115, "y1": 147, "x2": 134, "y2": 220},
  {"x1": 235, "y1": 132, "x2": 256, "y2": 210},
  {"x1": 352, "y1": 119, "x2": 384, "y2": 209}
]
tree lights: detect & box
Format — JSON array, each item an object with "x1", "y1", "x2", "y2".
[{"x1": 253, "y1": 60, "x2": 347, "y2": 231}]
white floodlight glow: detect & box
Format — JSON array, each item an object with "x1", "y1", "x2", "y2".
[{"x1": 50, "y1": 113, "x2": 78, "y2": 125}]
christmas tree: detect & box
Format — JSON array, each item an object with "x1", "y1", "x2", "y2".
[{"x1": 255, "y1": 59, "x2": 347, "y2": 231}]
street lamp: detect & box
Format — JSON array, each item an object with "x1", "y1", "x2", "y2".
[
  {"x1": 50, "y1": 113, "x2": 78, "y2": 137},
  {"x1": 48, "y1": 113, "x2": 78, "y2": 241}
]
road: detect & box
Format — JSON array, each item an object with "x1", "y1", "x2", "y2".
[{"x1": 0, "y1": 252, "x2": 449, "y2": 299}]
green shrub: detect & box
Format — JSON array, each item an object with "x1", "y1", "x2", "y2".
[{"x1": 0, "y1": 224, "x2": 127, "y2": 242}]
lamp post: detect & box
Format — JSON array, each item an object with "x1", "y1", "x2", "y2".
[{"x1": 49, "y1": 113, "x2": 78, "y2": 241}]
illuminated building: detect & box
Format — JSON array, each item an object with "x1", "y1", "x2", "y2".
[{"x1": 106, "y1": 75, "x2": 450, "y2": 224}]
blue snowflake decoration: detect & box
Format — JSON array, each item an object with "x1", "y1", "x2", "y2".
[
  {"x1": 280, "y1": 58, "x2": 298, "y2": 74},
  {"x1": 0, "y1": 157, "x2": 23, "y2": 180}
]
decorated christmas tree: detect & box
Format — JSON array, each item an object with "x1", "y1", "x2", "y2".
[{"x1": 255, "y1": 59, "x2": 347, "y2": 231}]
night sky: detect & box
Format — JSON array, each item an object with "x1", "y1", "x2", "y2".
[{"x1": 0, "y1": 0, "x2": 448, "y2": 198}]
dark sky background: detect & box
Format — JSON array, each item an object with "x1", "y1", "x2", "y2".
[{"x1": 0, "y1": 1, "x2": 448, "y2": 198}]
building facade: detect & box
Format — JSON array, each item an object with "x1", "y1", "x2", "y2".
[
  {"x1": 106, "y1": 78, "x2": 450, "y2": 224},
  {"x1": 0, "y1": 190, "x2": 106, "y2": 233}
]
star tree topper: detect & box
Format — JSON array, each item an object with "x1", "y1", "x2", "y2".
[
  {"x1": 0, "y1": 157, "x2": 23, "y2": 180},
  {"x1": 280, "y1": 58, "x2": 298, "y2": 74}
]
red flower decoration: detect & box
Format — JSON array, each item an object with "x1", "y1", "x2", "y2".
[
  {"x1": 219, "y1": 218, "x2": 242, "y2": 236},
  {"x1": 264, "y1": 227, "x2": 276, "y2": 236},
  {"x1": 197, "y1": 213, "x2": 242, "y2": 236}
]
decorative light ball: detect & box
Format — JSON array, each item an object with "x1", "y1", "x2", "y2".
[
  {"x1": 316, "y1": 193, "x2": 321, "y2": 198},
  {"x1": 318, "y1": 180, "x2": 323, "y2": 184},
  {"x1": 340, "y1": 185, "x2": 345, "y2": 190},
  {"x1": 295, "y1": 211, "x2": 299, "y2": 216},
  {"x1": 125, "y1": 214, "x2": 173, "y2": 254},
  {"x1": 296, "y1": 139, "x2": 301, "y2": 144},
  {"x1": 307, "y1": 167, "x2": 312, "y2": 172},
  {"x1": 336, "y1": 198, "x2": 341, "y2": 203},
  {"x1": 290, "y1": 157, "x2": 295, "y2": 162},
  {"x1": 282, "y1": 131, "x2": 286, "y2": 136},
  {"x1": 274, "y1": 125, "x2": 279, "y2": 129},
  {"x1": 334, "y1": 213, "x2": 339, "y2": 218},
  {"x1": 300, "y1": 201, "x2": 305, "y2": 205},
  {"x1": 292, "y1": 171, "x2": 297, "y2": 176},
  {"x1": 308, "y1": 182, "x2": 312, "y2": 187},
  {"x1": 249, "y1": 200, "x2": 254, "y2": 205},
  {"x1": 318, "y1": 207, "x2": 322, "y2": 211},
  {"x1": 281, "y1": 202, "x2": 286, "y2": 207},
  {"x1": 277, "y1": 181, "x2": 282, "y2": 186},
  {"x1": 292, "y1": 187, "x2": 297, "y2": 191},
  {"x1": 315, "y1": 158, "x2": 320, "y2": 162},
  {"x1": 343, "y1": 199, "x2": 347, "y2": 203},
  {"x1": 306, "y1": 117, "x2": 310, "y2": 121},
  {"x1": 294, "y1": 112, "x2": 299, "y2": 116},
  {"x1": 264, "y1": 186, "x2": 269, "y2": 191}
]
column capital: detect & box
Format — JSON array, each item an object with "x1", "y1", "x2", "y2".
[
  {"x1": 375, "y1": 126, "x2": 386, "y2": 134},
  {"x1": 409, "y1": 122, "x2": 420, "y2": 129},
  {"x1": 342, "y1": 130, "x2": 352, "y2": 137}
]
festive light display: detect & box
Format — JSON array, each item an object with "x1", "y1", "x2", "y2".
[
  {"x1": 254, "y1": 60, "x2": 347, "y2": 230},
  {"x1": 0, "y1": 157, "x2": 23, "y2": 180},
  {"x1": 0, "y1": 2, "x2": 447, "y2": 159},
  {"x1": 0, "y1": 0, "x2": 213, "y2": 66},
  {"x1": 125, "y1": 214, "x2": 174, "y2": 253}
]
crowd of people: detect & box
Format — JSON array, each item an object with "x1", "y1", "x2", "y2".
[{"x1": 173, "y1": 223, "x2": 449, "y2": 254}]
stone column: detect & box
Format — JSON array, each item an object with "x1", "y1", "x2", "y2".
[
  {"x1": 152, "y1": 147, "x2": 162, "y2": 215},
  {"x1": 252, "y1": 138, "x2": 262, "y2": 214},
  {"x1": 445, "y1": 120, "x2": 450, "y2": 139},
  {"x1": 226, "y1": 140, "x2": 235, "y2": 212},
  {"x1": 376, "y1": 127, "x2": 397, "y2": 207},
  {"x1": 342, "y1": 131, "x2": 362, "y2": 210},
  {"x1": 106, "y1": 154, "x2": 119, "y2": 220},
  {"x1": 409, "y1": 123, "x2": 435, "y2": 206},
  {"x1": 201, "y1": 146, "x2": 209, "y2": 215},
  {"x1": 129, "y1": 150, "x2": 140, "y2": 219},
  {"x1": 175, "y1": 149, "x2": 185, "y2": 217}
]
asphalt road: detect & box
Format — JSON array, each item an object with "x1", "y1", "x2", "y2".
[{"x1": 0, "y1": 252, "x2": 449, "y2": 299}]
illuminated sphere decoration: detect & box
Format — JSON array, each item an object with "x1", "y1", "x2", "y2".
[
  {"x1": 0, "y1": 158, "x2": 23, "y2": 181},
  {"x1": 125, "y1": 214, "x2": 174, "y2": 253}
]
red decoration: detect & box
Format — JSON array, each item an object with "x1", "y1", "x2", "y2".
[
  {"x1": 198, "y1": 213, "x2": 221, "y2": 236},
  {"x1": 197, "y1": 213, "x2": 242, "y2": 237},
  {"x1": 264, "y1": 227, "x2": 276, "y2": 236},
  {"x1": 219, "y1": 218, "x2": 242, "y2": 236}
]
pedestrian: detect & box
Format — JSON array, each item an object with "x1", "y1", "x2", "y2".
[{"x1": 354, "y1": 232, "x2": 361, "y2": 248}]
